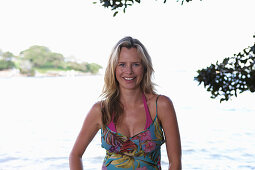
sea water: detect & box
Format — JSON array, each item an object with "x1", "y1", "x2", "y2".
[{"x1": 0, "y1": 72, "x2": 254, "y2": 170}]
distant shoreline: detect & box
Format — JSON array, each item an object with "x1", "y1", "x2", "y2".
[{"x1": 0, "y1": 69, "x2": 102, "y2": 78}]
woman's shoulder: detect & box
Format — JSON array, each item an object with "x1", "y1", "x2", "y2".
[
  {"x1": 157, "y1": 94, "x2": 173, "y2": 105},
  {"x1": 87, "y1": 101, "x2": 104, "y2": 119},
  {"x1": 90, "y1": 101, "x2": 103, "y2": 113},
  {"x1": 145, "y1": 93, "x2": 173, "y2": 106},
  {"x1": 156, "y1": 94, "x2": 175, "y2": 118},
  {"x1": 87, "y1": 101, "x2": 103, "y2": 128}
]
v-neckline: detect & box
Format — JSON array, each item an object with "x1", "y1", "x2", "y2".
[{"x1": 106, "y1": 114, "x2": 158, "y2": 139}]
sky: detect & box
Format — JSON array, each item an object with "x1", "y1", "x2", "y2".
[
  {"x1": 1, "y1": 1, "x2": 255, "y2": 168},
  {"x1": 0, "y1": 0, "x2": 255, "y2": 73}
]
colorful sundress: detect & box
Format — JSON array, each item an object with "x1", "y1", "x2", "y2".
[{"x1": 101, "y1": 95, "x2": 165, "y2": 170}]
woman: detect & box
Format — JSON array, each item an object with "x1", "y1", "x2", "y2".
[{"x1": 69, "y1": 36, "x2": 182, "y2": 170}]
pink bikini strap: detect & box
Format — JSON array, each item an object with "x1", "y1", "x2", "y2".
[
  {"x1": 108, "y1": 115, "x2": 116, "y2": 132},
  {"x1": 143, "y1": 94, "x2": 153, "y2": 129},
  {"x1": 108, "y1": 93, "x2": 152, "y2": 132}
]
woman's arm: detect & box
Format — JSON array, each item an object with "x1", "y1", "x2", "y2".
[
  {"x1": 157, "y1": 95, "x2": 182, "y2": 170},
  {"x1": 69, "y1": 102, "x2": 102, "y2": 170}
]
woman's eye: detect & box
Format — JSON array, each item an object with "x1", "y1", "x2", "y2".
[
  {"x1": 133, "y1": 63, "x2": 140, "y2": 67},
  {"x1": 119, "y1": 63, "x2": 125, "y2": 67}
]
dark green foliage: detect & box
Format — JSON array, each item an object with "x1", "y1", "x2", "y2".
[
  {"x1": 2, "y1": 51, "x2": 15, "y2": 60},
  {"x1": 0, "y1": 60, "x2": 15, "y2": 70},
  {"x1": 20, "y1": 46, "x2": 102, "y2": 74},
  {"x1": 20, "y1": 46, "x2": 66, "y2": 69},
  {"x1": 66, "y1": 62, "x2": 102, "y2": 74},
  {"x1": 0, "y1": 51, "x2": 16, "y2": 70},
  {"x1": 194, "y1": 35, "x2": 255, "y2": 102},
  {"x1": 86, "y1": 63, "x2": 103, "y2": 74},
  {"x1": 66, "y1": 61, "x2": 88, "y2": 72},
  {"x1": 0, "y1": 46, "x2": 102, "y2": 76},
  {"x1": 95, "y1": 0, "x2": 199, "y2": 16}
]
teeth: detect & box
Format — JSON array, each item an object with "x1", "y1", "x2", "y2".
[{"x1": 124, "y1": 77, "x2": 134, "y2": 80}]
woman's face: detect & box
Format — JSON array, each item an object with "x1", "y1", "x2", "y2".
[{"x1": 115, "y1": 47, "x2": 144, "y2": 91}]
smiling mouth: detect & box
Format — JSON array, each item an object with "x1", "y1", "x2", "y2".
[{"x1": 123, "y1": 77, "x2": 135, "y2": 80}]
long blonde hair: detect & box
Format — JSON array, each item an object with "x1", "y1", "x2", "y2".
[{"x1": 101, "y1": 36, "x2": 156, "y2": 127}]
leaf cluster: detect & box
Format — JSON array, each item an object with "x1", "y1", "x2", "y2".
[
  {"x1": 194, "y1": 35, "x2": 255, "y2": 102},
  {"x1": 94, "y1": 0, "x2": 197, "y2": 16}
]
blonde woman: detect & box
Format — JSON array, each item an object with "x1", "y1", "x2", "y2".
[{"x1": 69, "y1": 37, "x2": 182, "y2": 170}]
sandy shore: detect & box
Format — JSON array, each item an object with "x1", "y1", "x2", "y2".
[
  {"x1": 0, "y1": 69, "x2": 95, "y2": 78},
  {"x1": 0, "y1": 69, "x2": 25, "y2": 77}
]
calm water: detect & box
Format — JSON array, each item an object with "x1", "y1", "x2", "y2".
[{"x1": 0, "y1": 72, "x2": 255, "y2": 170}]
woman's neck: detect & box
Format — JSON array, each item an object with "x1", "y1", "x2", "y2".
[{"x1": 119, "y1": 88, "x2": 143, "y2": 107}]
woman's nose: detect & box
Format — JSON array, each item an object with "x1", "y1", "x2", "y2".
[{"x1": 125, "y1": 65, "x2": 133, "y2": 74}]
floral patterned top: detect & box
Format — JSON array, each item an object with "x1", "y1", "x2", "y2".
[{"x1": 101, "y1": 95, "x2": 165, "y2": 170}]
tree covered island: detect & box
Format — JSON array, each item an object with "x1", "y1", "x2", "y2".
[{"x1": 0, "y1": 45, "x2": 102, "y2": 77}]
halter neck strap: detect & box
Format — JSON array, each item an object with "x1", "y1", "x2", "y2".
[
  {"x1": 143, "y1": 94, "x2": 153, "y2": 129},
  {"x1": 107, "y1": 93, "x2": 153, "y2": 132}
]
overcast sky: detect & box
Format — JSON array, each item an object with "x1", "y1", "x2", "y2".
[{"x1": 0, "y1": 0, "x2": 254, "y2": 72}]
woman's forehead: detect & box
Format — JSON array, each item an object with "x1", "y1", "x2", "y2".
[{"x1": 118, "y1": 47, "x2": 141, "y2": 62}]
